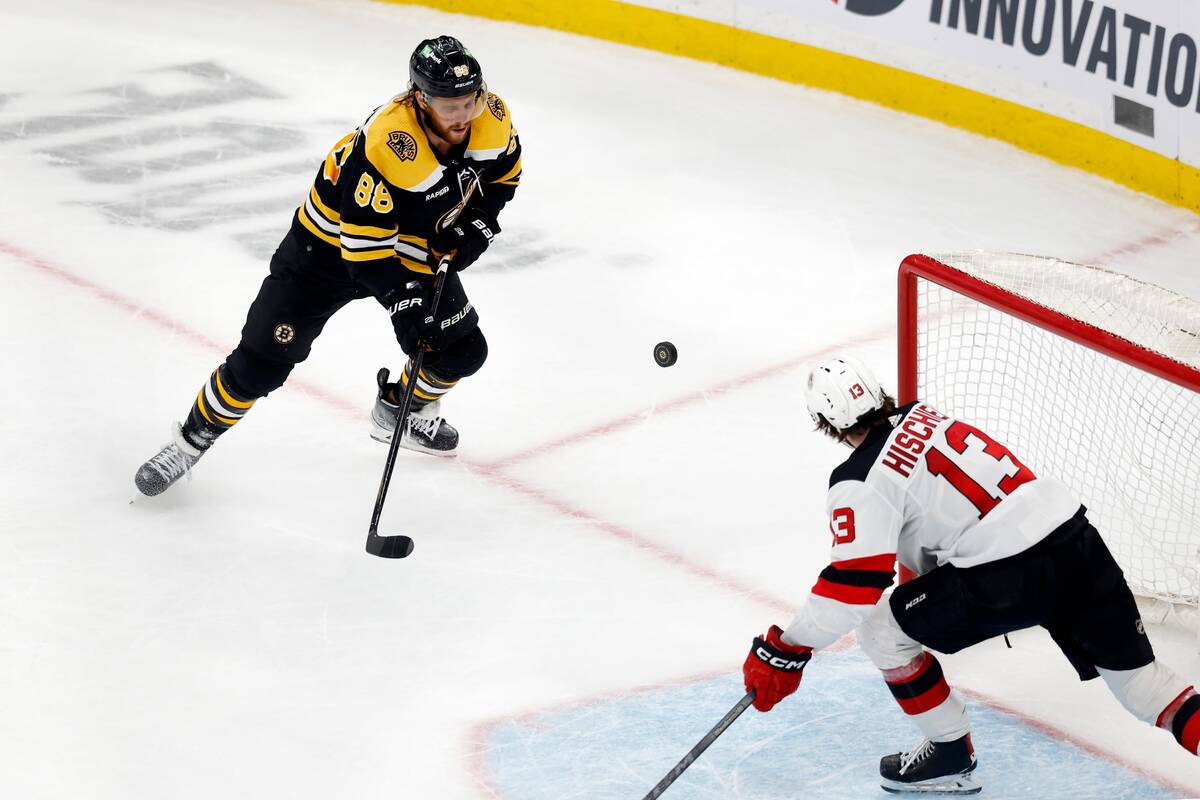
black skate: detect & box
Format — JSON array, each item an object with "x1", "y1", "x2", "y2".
[
  {"x1": 134, "y1": 423, "x2": 206, "y2": 496},
  {"x1": 880, "y1": 735, "x2": 980, "y2": 795},
  {"x1": 370, "y1": 368, "x2": 459, "y2": 456}
]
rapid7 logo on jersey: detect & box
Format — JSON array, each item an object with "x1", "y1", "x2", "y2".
[{"x1": 883, "y1": 405, "x2": 1036, "y2": 519}]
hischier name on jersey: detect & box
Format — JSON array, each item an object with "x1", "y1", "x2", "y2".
[
  {"x1": 741, "y1": 356, "x2": 1200, "y2": 795},
  {"x1": 804, "y1": 399, "x2": 1080, "y2": 624}
]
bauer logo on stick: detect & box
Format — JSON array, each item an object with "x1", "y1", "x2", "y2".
[{"x1": 654, "y1": 341, "x2": 678, "y2": 368}]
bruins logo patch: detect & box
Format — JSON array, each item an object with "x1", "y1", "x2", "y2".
[
  {"x1": 273, "y1": 323, "x2": 296, "y2": 344},
  {"x1": 387, "y1": 131, "x2": 418, "y2": 162},
  {"x1": 487, "y1": 94, "x2": 506, "y2": 121}
]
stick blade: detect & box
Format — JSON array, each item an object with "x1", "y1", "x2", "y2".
[{"x1": 366, "y1": 532, "x2": 414, "y2": 559}]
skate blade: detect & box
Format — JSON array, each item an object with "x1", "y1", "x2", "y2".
[{"x1": 881, "y1": 773, "x2": 981, "y2": 795}]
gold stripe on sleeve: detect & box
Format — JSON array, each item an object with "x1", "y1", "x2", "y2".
[
  {"x1": 297, "y1": 207, "x2": 340, "y2": 246},
  {"x1": 342, "y1": 221, "x2": 399, "y2": 239},
  {"x1": 308, "y1": 186, "x2": 341, "y2": 225},
  {"x1": 397, "y1": 233, "x2": 430, "y2": 248},
  {"x1": 492, "y1": 157, "x2": 523, "y2": 185},
  {"x1": 399, "y1": 256, "x2": 432, "y2": 274},
  {"x1": 342, "y1": 248, "x2": 397, "y2": 263}
]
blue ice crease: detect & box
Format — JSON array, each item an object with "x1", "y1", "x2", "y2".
[{"x1": 483, "y1": 651, "x2": 1179, "y2": 799}]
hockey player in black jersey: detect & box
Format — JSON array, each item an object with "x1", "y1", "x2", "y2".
[
  {"x1": 742, "y1": 355, "x2": 1200, "y2": 794},
  {"x1": 134, "y1": 36, "x2": 522, "y2": 497}
]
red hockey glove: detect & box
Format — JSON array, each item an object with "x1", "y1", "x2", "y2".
[{"x1": 743, "y1": 625, "x2": 812, "y2": 712}]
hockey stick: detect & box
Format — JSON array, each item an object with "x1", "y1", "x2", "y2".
[
  {"x1": 641, "y1": 690, "x2": 756, "y2": 800},
  {"x1": 365, "y1": 256, "x2": 452, "y2": 559}
]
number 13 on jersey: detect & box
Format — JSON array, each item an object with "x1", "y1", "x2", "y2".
[{"x1": 926, "y1": 421, "x2": 1036, "y2": 518}]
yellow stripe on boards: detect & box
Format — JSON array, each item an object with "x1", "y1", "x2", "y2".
[{"x1": 381, "y1": 0, "x2": 1199, "y2": 214}]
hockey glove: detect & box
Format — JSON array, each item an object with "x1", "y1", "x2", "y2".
[
  {"x1": 378, "y1": 282, "x2": 445, "y2": 350},
  {"x1": 380, "y1": 280, "x2": 427, "y2": 317},
  {"x1": 743, "y1": 625, "x2": 812, "y2": 712},
  {"x1": 427, "y1": 207, "x2": 499, "y2": 272}
]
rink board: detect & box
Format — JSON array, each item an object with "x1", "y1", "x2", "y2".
[{"x1": 483, "y1": 651, "x2": 1177, "y2": 799}]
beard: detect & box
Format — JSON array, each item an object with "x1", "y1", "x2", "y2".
[{"x1": 427, "y1": 113, "x2": 470, "y2": 145}]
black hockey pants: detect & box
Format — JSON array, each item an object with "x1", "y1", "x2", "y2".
[
  {"x1": 225, "y1": 231, "x2": 486, "y2": 399},
  {"x1": 890, "y1": 507, "x2": 1156, "y2": 681}
]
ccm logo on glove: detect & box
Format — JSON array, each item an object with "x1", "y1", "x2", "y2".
[
  {"x1": 754, "y1": 646, "x2": 810, "y2": 671},
  {"x1": 743, "y1": 624, "x2": 813, "y2": 712}
]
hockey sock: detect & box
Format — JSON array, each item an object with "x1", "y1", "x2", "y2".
[
  {"x1": 400, "y1": 360, "x2": 458, "y2": 410},
  {"x1": 1100, "y1": 661, "x2": 1192, "y2": 725},
  {"x1": 882, "y1": 651, "x2": 969, "y2": 742},
  {"x1": 1157, "y1": 687, "x2": 1200, "y2": 754},
  {"x1": 183, "y1": 364, "x2": 257, "y2": 450}
]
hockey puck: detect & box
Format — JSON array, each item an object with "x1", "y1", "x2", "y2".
[{"x1": 653, "y1": 341, "x2": 678, "y2": 368}]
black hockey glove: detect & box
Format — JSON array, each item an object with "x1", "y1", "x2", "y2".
[
  {"x1": 427, "y1": 208, "x2": 499, "y2": 272},
  {"x1": 380, "y1": 282, "x2": 459, "y2": 353},
  {"x1": 379, "y1": 280, "x2": 429, "y2": 321}
]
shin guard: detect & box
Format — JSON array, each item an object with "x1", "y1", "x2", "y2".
[
  {"x1": 1158, "y1": 687, "x2": 1200, "y2": 754},
  {"x1": 184, "y1": 364, "x2": 258, "y2": 449},
  {"x1": 883, "y1": 651, "x2": 969, "y2": 743}
]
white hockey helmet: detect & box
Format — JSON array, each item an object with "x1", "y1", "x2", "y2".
[{"x1": 805, "y1": 355, "x2": 886, "y2": 430}]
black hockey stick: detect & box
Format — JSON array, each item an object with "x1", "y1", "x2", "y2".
[
  {"x1": 641, "y1": 690, "x2": 756, "y2": 799},
  {"x1": 365, "y1": 257, "x2": 452, "y2": 559}
]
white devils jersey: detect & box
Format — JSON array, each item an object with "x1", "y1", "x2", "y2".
[{"x1": 782, "y1": 401, "x2": 1081, "y2": 650}]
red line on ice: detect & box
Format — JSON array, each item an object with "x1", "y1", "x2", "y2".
[
  {"x1": 0, "y1": 240, "x2": 361, "y2": 416},
  {"x1": 6, "y1": 238, "x2": 1196, "y2": 798}
]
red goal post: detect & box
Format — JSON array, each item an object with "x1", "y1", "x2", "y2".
[{"x1": 898, "y1": 253, "x2": 1200, "y2": 609}]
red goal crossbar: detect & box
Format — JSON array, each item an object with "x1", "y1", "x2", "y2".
[{"x1": 897, "y1": 254, "x2": 1200, "y2": 405}]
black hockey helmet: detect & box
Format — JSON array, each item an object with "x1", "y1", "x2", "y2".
[{"x1": 409, "y1": 36, "x2": 484, "y2": 98}]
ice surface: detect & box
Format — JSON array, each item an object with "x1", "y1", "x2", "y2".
[
  {"x1": 2, "y1": 0, "x2": 1199, "y2": 797},
  {"x1": 486, "y1": 654, "x2": 1181, "y2": 799}
]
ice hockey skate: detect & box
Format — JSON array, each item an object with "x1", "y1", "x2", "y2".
[
  {"x1": 880, "y1": 735, "x2": 981, "y2": 795},
  {"x1": 134, "y1": 422, "x2": 206, "y2": 497},
  {"x1": 370, "y1": 368, "x2": 459, "y2": 456}
]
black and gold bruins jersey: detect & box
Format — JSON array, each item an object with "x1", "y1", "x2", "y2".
[{"x1": 291, "y1": 91, "x2": 522, "y2": 280}]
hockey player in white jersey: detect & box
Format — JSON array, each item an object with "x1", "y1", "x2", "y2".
[{"x1": 742, "y1": 355, "x2": 1200, "y2": 794}]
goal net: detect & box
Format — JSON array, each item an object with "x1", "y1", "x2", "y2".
[{"x1": 898, "y1": 252, "x2": 1200, "y2": 612}]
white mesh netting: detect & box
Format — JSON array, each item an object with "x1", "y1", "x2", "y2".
[{"x1": 910, "y1": 252, "x2": 1200, "y2": 606}]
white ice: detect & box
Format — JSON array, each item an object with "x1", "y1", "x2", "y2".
[{"x1": 2, "y1": 0, "x2": 1200, "y2": 797}]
